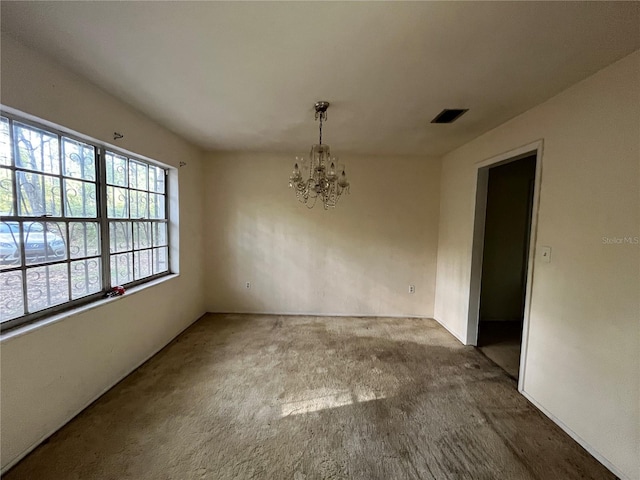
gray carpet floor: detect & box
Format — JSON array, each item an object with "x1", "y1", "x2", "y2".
[
  {"x1": 477, "y1": 321, "x2": 524, "y2": 379},
  {"x1": 5, "y1": 314, "x2": 615, "y2": 480}
]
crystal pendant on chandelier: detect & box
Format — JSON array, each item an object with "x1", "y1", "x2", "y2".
[{"x1": 289, "y1": 101, "x2": 350, "y2": 209}]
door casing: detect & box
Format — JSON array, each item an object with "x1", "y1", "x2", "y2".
[{"x1": 467, "y1": 140, "x2": 543, "y2": 392}]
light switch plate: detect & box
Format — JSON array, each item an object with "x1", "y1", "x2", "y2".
[{"x1": 540, "y1": 246, "x2": 551, "y2": 263}]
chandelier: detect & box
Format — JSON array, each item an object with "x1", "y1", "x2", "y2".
[{"x1": 289, "y1": 101, "x2": 350, "y2": 209}]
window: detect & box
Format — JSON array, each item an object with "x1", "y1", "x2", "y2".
[
  {"x1": 106, "y1": 153, "x2": 168, "y2": 285},
  {"x1": 0, "y1": 112, "x2": 170, "y2": 331}
]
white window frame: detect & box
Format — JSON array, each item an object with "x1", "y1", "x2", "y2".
[{"x1": 0, "y1": 109, "x2": 173, "y2": 332}]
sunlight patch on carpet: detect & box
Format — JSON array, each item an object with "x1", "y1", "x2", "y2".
[{"x1": 280, "y1": 388, "x2": 385, "y2": 417}]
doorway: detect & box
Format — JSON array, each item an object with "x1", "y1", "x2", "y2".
[
  {"x1": 467, "y1": 144, "x2": 541, "y2": 386},
  {"x1": 476, "y1": 155, "x2": 536, "y2": 379}
]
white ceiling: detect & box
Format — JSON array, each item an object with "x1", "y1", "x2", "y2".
[{"x1": 2, "y1": 1, "x2": 639, "y2": 157}]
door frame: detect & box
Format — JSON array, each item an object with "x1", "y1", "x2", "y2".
[{"x1": 467, "y1": 140, "x2": 543, "y2": 391}]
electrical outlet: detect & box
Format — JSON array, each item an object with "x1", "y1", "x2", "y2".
[
  {"x1": 409, "y1": 285, "x2": 415, "y2": 294},
  {"x1": 246, "y1": 282, "x2": 251, "y2": 289}
]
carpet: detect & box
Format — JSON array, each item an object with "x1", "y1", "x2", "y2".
[{"x1": 5, "y1": 314, "x2": 615, "y2": 480}]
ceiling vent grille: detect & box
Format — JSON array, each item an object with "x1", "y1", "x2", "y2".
[{"x1": 431, "y1": 109, "x2": 468, "y2": 124}]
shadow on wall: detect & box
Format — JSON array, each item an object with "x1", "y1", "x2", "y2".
[{"x1": 203, "y1": 153, "x2": 441, "y2": 316}]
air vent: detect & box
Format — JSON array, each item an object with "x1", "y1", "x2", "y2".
[{"x1": 431, "y1": 109, "x2": 468, "y2": 124}]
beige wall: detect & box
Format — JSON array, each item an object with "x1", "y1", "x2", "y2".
[
  {"x1": 204, "y1": 152, "x2": 440, "y2": 318},
  {"x1": 434, "y1": 50, "x2": 640, "y2": 479},
  {"x1": 0, "y1": 35, "x2": 206, "y2": 471}
]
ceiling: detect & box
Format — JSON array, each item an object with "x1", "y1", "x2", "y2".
[{"x1": 2, "y1": 1, "x2": 639, "y2": 157}]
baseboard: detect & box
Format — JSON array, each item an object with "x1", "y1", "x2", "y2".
[
  {"x1": 432, "y1": 315, "x2": 467, "y2": 345},
  {"x1": 1, "y1": 310, "x2": 207, "y2": 475},
  {"x1": 211, "y1": 311, "x2": 467, "y2": 346},
  {"x1": 520, "y1": 390, "x2": 628, "y2": 480},
  {"x1": 210, "y1": 310, "x2": 432, "y2": 320}
]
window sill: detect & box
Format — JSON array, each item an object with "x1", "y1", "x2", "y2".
[{"x1": 0, "y1": 273, "x2": 180, "y2": 343}]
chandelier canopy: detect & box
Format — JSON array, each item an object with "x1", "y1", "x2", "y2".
[{"x1": 289, "y1": 101, "x2": 349, "y2": 209}]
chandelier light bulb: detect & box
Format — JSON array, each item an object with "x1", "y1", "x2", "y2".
[
  {"x1": 327, "y1": 162, "x2": 337, "y2": 181},
  {"x1": 289, "y1": 161, "x2": 303, "y2": 187},
  {"x1": 338, "y1": 170, "x2": 350, "y2": 189}
]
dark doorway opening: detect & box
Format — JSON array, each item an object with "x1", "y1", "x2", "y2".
[{"x1": 477, "y1": 155, "x2": 536, "y2": 379}]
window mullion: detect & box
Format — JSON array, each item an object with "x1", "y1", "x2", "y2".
[
  {"x1": 9, "y1": 118, "x2": 29, "y2": 315},
  {"x1": 57, "y1": 132, "x2": 64, "y2": 218},
  {"x1": 8, "y1": 117, "x2": 18, "y2": 216},
  {"x1": 165, "y1": 169, "x2": 170, "y2": 273},
  {"x1": 66, "y1": 222, "x2": 72, "y2": 301},
  {"x1": 97, "y1": 146, "x2": 111, "y2": 291},
  {"x1": 17, "y1": 221, "x2": 28, "y2": 314}
]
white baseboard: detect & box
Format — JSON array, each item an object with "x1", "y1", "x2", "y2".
[
  {"x1": 432, "y1": 315, "x2": 467, "y2": 345},
  {"x1": 1, "y1": 311, "x2": 206, "y2": 475},
  {"x1": 215, "y1": 311, "x2": 466, "y2": 346},
  {"x1": 211, "y1": 310, "x2": 432, "y2": 320},
  {"x1": 520, "y1": 390, "x2": 628, "y2": 480}
]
